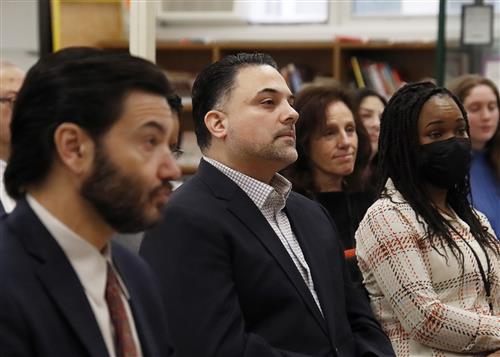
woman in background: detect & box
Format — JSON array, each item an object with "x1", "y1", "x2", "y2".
[
  {"x1": 449, "y1": 75, "x2": 499, "y2": 238},
  {"x1": 283, "y1": 85, "x2": 373, "y2": 281},
  {"x1": 356, "y1": 88, "x2": 387, "y2": 159},
  {"x1": 356, "y1": 82, "x2": 499, "y2": 356},
  {"x1": 354, "y1": 88, "x2": 387, "y2": 191}
]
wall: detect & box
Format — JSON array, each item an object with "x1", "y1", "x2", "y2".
[
  {"x1": 1, "y1": 1, "x2": 499, "y2": 69},
  {"x1": 150, "y1": 3, "x2": 500, "y2": 43},
  {"x1": 0, "y1": 0, "x2": 39, "y2": 70}
]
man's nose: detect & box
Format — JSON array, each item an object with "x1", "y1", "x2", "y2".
[
  {"x1": 159, "y1": 151, "x2": 182, "y2": 181},
  {"x1": 282, "y1": 103, "x2": 299, "y2": 124}
]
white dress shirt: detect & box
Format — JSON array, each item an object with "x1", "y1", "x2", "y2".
[
  {"x1": 26, "y1": 195, "x2": 143, "y2": 357},
  {"x1": 0, "y1": 160, "x2": 16, "y2": 213}
]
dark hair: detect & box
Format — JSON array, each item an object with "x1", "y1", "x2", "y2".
[
  {"x1": 191, "y1": 52, "x2": 277, "y2": 150},
  {"x1": 353, "y1": 87, "x2": 388, "y2": 190},
  {"x1": 377, "y1": 81, "x2": 499, "y2": 264},
  {"x1": 283, "y1": 85, "x2": 371, "y2": 197},
  {"x1": 448, "y1": 74, "x2": 500, "y2": 180},
  {"x1": 355, "y1": 87, "x2": 387, "y2": 109},
  {"x1": 5, "y1": 47, "x2": 175, "y2": 199},
  {"x1": 166, "y1": 93, "x2": 183, "y2": 146},
  {"x1": 167, "y1": 93, "x2": 183, "y2": 116}
]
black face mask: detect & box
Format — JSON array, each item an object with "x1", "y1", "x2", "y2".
[{"x1": 418, "y1": 137, "x2": 471, "y2": 189}]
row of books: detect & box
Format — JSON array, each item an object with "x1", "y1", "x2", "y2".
[
  {"x1": 350, "y1": 57, "x2": 404, "y2": 98},
  {"x1": 280, "y1": 63, "x2": 316, "y2": 94}
]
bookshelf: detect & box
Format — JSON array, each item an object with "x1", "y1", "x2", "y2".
[
  {"x1": 99, "y1": 39, "x2": 436, "y2": 88},
  {"x1": 335, "y1": 42, "x2": 436, "y2": 87},
  {"x1": 98, "y1": 40, "x2": 437, "y2": 174}
]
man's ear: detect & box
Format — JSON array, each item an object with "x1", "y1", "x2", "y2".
[
  {"x1": 53, "y1": 123, "x2": 94, "y2": 175},
  {"x1": 204, "y1": 110, "x2": 227, "y2": 140}
]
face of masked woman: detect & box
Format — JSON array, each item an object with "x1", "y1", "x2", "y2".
[{"x1": 417, "y1": 94, "x2": 471, "y2": 189}]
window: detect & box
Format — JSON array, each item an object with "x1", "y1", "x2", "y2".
[
  {"x1": 247, "y1": 0, "x2": 329, "y2": 24},
  {"x1": 352, "y1": 0, "x2": 498, "y2": 16}
]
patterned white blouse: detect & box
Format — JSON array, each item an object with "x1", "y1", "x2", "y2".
[{"x1": 355, "y1": 181, "x2": 500, "y2": 357}]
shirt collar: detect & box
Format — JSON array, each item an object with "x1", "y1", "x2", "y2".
[
  {"x1": 26, "y1": 194, "x2": 130, "y2": 299},
  {"x1": 203, "y1": 157, "x2": 292, "y2": 210},
  {"x1": 0, "y1": 160, "x2": 16, "y2": 213}
]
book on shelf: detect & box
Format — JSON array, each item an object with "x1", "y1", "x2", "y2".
[
  {"x1": 350, "y1": 57, "x2": 365, "y2": 88},
  {"x1": 280, "y1": 63, "x2": 303, "y2": 93},
  {"x1": 367, "y1": 64, "x2": 386, "y2": 97},
  {"x1": 279, "y1": 63, "x2": 315, "y2": 94},
  {"x1": 349, "y1": 56, "x2": 404, "y2": 98}
]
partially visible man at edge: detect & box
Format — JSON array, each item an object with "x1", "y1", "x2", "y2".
[
  {"x1": 0, "y1": 60, "x2": 24, "y2": 215},
  {"x1": 0, "y1": 47, "x2": 181, "y2": 356}
]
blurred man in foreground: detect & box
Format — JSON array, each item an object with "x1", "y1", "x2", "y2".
[{"x1": 0, "y1": 48, "x2": 180, "y2": 356}]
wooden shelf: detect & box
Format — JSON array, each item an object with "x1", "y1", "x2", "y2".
[
  {"x1": 98, "y1": 39, "x2": 436, "y2": 84},
  {"x1": 337, "y1": 42, "x2": 435, "y2": 50}
]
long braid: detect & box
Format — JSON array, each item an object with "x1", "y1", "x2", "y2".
[{"x1": 377, "y1": 82, "x2": 499, "y2": 265}]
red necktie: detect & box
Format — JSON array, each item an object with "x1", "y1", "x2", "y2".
[{"x1": 105, "y1": 263, "x2": 138, "y2": 357}]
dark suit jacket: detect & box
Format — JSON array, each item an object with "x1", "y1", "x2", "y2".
[
  {"x1": 140, "y1": 160, "x2": 394, "y2": 357},
  {"x1": 0, "y1": 199, "x2": 173, "y2": 357}
]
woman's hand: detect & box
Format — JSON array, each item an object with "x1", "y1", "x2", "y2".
[{"x1": 487, "y1": 351, "x2": 500, "y2": 356}]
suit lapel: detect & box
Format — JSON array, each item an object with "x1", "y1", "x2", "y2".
[
  {"x1": 286, "y1": 197, "x2": 337, "y2": 339},
  {"x1": 198, "y1": 161, "x2": 329, "y2": 336},
  {"x1": 7, "y1": 200, "x2": 109, "y2": 357}
]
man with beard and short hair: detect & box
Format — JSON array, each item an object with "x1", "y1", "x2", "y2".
[
  {"x1": 140, "y1": 52, "x2": 395, "y2": 357},
  {"x1": 0, "y1": 48, "x2": 181, "y2": 356}
]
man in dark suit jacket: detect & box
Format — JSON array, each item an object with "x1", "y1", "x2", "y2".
[
  {"x1": 140, "y1": 53, "x2": 395, "y2": 357},
  {"x1": 0, "y1": 48, "x2": 181, "y2": 356}
]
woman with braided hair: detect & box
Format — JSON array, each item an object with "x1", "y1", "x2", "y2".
[{"x1": 355, "y1": 82, "x2": 500, "y2": 356}]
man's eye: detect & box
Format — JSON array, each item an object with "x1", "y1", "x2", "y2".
[
  {"x1": 144, "y1": 136, "x2": 159, "y2": 150},
  {"x1": 261, "y1": 99, "x2": 275, "y2": 106},
  {"x1": 170, "y1": 146, "x2": 184, "y2": 159}
]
